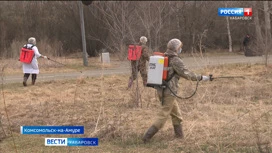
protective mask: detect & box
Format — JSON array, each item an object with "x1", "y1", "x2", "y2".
[{"x1": 178, "y1": 48, "x2": 182, "y2": 54}]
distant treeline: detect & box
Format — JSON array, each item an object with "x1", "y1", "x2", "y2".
[{"x1": 0, "y1": 1, "x2": 263, "y2": 58}]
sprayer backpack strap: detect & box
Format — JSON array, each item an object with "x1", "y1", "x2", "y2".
[
  {"x1": 29, "y1": 45, "x2": 35, "y2": 49},
  {"x1": 160, "y1": 55, "x2": 177, "y2": 105},
  {"x1": 160, "y1": 55, "x2": 177, "y2": 104},
  {"x1": 164, "y1": 55, "x2": 178, "y2": 83},
  {"x1": 23, "y1": 44, "x2": 35, "y2": 50}
]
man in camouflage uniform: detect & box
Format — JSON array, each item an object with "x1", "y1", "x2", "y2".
[
  {"x1": 142, "y1": 38, "x2": 212, "y2": 143},
  {"x1": 128, "y1": 36, "x2": 150, "y2": 88}
]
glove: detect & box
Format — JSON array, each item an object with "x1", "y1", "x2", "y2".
[{"x1": 202, "y1": 75, "x2": 213, "y2": 81}]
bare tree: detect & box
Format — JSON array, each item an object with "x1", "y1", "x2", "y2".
[
  {"x1": 192, "y1": 1, "x2": 197, "y2": 53},
  {"x1": 89, "y1": 1, "x2": 139, "y2": 60},
  {"x1": 192, "y1": 2, "x2": 217, "y2": 54},
  {"x1": 224, "y1": 2, "x2": 233, "y2": 52},
  {"x1": 253, "y1": 2, "x2": 265, "y2": 56},
  {"x1": 198, "y1": 29, "x2": 208, "y2": 57},
  {"x1": 264, "y1": 1, "x2": 271, "y2": 66},
  {"x1": 135, "y1": 1, "x2": 176, "y2": 51},
  {"x1": 0, "y1": 1, "x2": 257, "y2": 58},
  {"x1": 226, "y1": 16, "x2": 232, "y2": 52}
]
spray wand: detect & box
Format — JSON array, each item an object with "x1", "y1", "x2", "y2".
[{"x1": 163, "y1": 74, "x2": 246, "y2": 100}]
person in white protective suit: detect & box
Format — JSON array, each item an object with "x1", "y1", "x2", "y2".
[{"x1": 22, "y1": 37, "x2": 48, "y2": 86}]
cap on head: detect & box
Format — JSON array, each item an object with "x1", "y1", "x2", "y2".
[
  {"x1": 140, "y1": 36, "x2": 147, "y2": 44},
  {"x1": 28, "y1": 37, "x2": 36, "y2": 45},
  {"x1": 167, "y1": 38, "x2": 182, "y2": 51}
]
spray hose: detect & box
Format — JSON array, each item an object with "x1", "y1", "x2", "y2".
[
  {"x1": 160, "y1": 74, "x2": 246, "y2": 102},
  {"x1": 46, "y1": 57, "x2": 83, "y2": 73},
  {"x1": 162, "y1": 79, "x2": 200, "y2": 100},
  {"x1": 47, "y1": 58, "x2": 67, "y2": 66}
]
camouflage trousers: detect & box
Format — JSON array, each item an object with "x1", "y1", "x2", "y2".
[
  {"x1": 130, "y1": 60, "x2": 147, "y2": 84},
  {"x1": 152, "y1": 94, "x2": 183, "y2": 130}
]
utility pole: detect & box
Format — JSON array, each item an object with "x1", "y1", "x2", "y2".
[{"x1": 78, "y1": 1, "x2": 88, "y2": 66}]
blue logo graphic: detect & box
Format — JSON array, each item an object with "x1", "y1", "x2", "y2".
[
  {"x1": 218, "y1": 8, "x2": 244, "y2": 16},
  {"x1": 21, "y1": 126, "x2": 84, "y2": 134},
  {"x1": 45, "y1": 138, "x2": 67, "y2": 146},
  {"x1": 45, "y1": 138, "x2": 99, "y2": 146}
]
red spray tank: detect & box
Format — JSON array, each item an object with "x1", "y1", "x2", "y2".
[
  {"x1": 127, "y1": 45, "x2": 142, "y2": 61},
  {"x1": 20, "y1": 47, "x2": 35, "y2": 64}
]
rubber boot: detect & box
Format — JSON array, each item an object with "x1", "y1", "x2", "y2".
[
  {"x1": 127, "y1": 77, "x2": 133, "y2": 89},
  {"x1": 32, "y1": 79, "x2": 36, "y2": 85},
  {"x1": 142, "y1": 125, "x2": 159, "y2": 143},
  {"x1": 173, "y1": 124, "x2": 184, "y2": 138},
  {"x1": 23, "y1": 77, "x2": 28, "y2": 86},
  {"x1": 143, "y1": 80, "x2": 147, "y2": 87}
]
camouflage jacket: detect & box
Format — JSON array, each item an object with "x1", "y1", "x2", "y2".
[
  {"x1": 156, "y1": 49, "x2": 202, "y2": 96},
  {"x1": 139, "y1": 43, "x2": 149, "y2": 62}
]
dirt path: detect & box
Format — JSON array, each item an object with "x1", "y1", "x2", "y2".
[{"x1": 2, "y1": 55, "x2": 270, "y2": 84}]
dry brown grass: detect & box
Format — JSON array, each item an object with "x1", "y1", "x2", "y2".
[
  {"x1": 0, "y1": 56, "x2": 122, "y2": 75},
  {"x1": 0, "y1": 63, "x2": 271, "y2": 153}
]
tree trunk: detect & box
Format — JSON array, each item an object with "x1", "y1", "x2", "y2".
[
  {"x1": 264, "y1": 1, "x2": 271, "y2": 66},
  {"x1": 226, "y1": 16, "x2": 232, "y2": 52},
  {"x1": 192, "y1": 33, "x2": 195, "y2": 53},
  {"x1": 254, "y1": 2, "x2": 265, "y2": 56},
  {"x1": 176, "y1": 2, "x2": 182, "y2": 39},
  {"x1": 199, "y1": 34, "x2": 203, "y2": 57},
  {"x1": 191, "y1": 1, "x2": 197, "y2": 54},
  {"x1": 224, "y1": 2, "x2": 232, "y2": 53}
]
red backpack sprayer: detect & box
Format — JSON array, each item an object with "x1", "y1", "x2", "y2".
[
  {"x1": 19, "y1": 45, "x2": 36, "y2": 64},
  {"x1": 19, "y1": 46, "x2": 66, "y2": 66}
]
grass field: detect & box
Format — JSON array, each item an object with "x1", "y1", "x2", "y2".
[
  {"x1": 0, "y1": 62, "x2": 271, "y2": 153},
  {"x1": 0, "y1": 56, "x2": 121, "y2": 76},
  {"x1": 0, "y1": 49, "x2": 252, "y2": 76}
]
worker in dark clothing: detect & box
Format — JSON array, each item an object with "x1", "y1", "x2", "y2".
[
  {"x1": 243, "y1": 34, "x2": 250, "y2": 47},
  {"x1": 243, "y1": 34, "x2": 252, "y2": 56}
]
